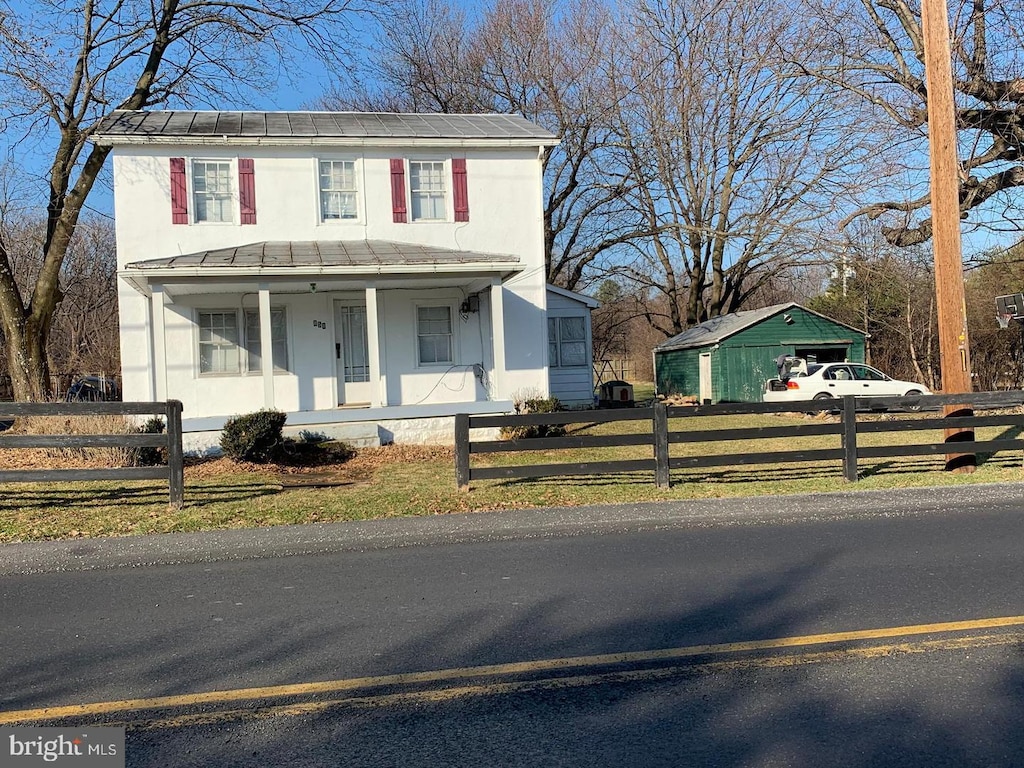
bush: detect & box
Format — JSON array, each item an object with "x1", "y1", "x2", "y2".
[
  {"x1": 135, "y1": 416, "x2": 166, "y2": 466},
  {"x1": 501, "y1": 396, "x2": 566, "y2": 440},
  {"x1": 220, "y1": 409, "x2": 287, "y2": 462},
  {"x1": 278, "y1": 437, "x2": 356, "y2": 466}
]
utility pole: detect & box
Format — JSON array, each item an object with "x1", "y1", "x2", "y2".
[{"x1": 921, "y1": 0, "x2": 975, "y2": 471}]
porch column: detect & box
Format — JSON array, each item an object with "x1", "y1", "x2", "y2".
[
  {"x1": 365, "y1": 282, "x2": 386, "y2": 406},
  {"x1": 150, "y1": 284, "x2": 168, "y2": 401},
  {"x1": 490, "y1": 277, "x2": 506, "y2": 399},
  {"x1": 258, "y1": 283, "x2": 275, "y2": 408}
]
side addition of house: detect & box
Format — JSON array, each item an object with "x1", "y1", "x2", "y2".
[{"x1": 93, "y1": 111, "x2": 568, "y2": 449}]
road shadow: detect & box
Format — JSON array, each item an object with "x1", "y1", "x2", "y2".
[{"x1": 2, "y1": 519, "x2": 1022, "y2": 767}]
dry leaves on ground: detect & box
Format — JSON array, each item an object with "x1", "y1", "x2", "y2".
[
  {"x1": 184, "y1": 443, "x2": 454, "y2": 480},
  {"x1": 0, "y1": 441, "x2": 454, "y2": 486}
]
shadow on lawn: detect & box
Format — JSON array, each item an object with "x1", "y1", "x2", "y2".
[
  {"x1": 0, "y1": 481, "x2": 281, "y2": 512},
  {"x1": 493, "y1": 450, "x2": 1022, "y2": 490},
  {"x1": 493, "y1": 464, "x2": 850, "y2": 490}
]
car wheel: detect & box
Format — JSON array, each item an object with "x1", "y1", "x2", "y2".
[{"x1": 903, "y1": 389, "x2": 923, "y2": 412}]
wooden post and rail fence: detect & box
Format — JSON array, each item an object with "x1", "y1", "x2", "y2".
[
  {"x1": 454, "y1": 392, "x2": 1024, "y2": 490},
  {"x1": 0, "y1": 400, "x2": 184, "y2": 507}
]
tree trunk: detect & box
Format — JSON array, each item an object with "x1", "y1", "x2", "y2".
[
  {"x1": 4, "y1": 319, "x2": 51, "y2": 401},
  {"x1": 906, "y1": 293, "x2": 927, "y2": 384},
  {"x1": 0, "y1": 239, "x2": 50, "y2": 400}
]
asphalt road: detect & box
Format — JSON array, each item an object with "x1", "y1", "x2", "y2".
[{"x1": 2, "y1": 484, "x2": 1024, "y2": 766}]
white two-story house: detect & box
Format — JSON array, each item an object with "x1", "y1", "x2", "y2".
[{"x1": 94, "y1": 111, "x2": 595, "y2": 450}]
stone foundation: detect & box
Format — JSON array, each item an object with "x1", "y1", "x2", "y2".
[{"x1": 183, "y1": 415, "x2": 499, "y2": 456}]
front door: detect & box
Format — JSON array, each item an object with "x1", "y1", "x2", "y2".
[
  {"x1": 698, "y1": 353, "x2": 713, "y2": 403},
  {"x1": 334, "y1": 301, "x2": 371, "y2": 405}
]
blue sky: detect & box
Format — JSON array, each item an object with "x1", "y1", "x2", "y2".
[
  {"x1": 0, "y1": 0, "x2": 381, "y2": 220},
  {"x1": 2, "y1": 0, "x2": 1015, "y2": 263}
]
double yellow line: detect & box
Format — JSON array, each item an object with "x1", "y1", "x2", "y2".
[{"x1": 3, "y1": 615, "x2": 1023, "y2": 727}]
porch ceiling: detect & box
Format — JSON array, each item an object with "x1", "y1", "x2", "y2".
[{"x1": 120, "y1": 240, "x2": 523, "y2": 295}]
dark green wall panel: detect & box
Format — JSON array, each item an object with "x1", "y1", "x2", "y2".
[{"x1": 655, "y1": 307, "x2": 867, "y2": 402}]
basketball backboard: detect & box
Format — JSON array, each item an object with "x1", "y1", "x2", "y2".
[{"x1": 995, "y1": 293, "x2": 1024, "y2": 318}]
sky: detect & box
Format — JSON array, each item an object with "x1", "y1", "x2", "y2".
[{"x1": 1, "y1": 0, "x2": 1018, "y2": 265}]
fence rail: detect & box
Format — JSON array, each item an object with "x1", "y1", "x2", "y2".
[
  {"x1": 0, "y1": 400, "x2": 184, "y2": 506},
  {"x1": 454, "y1": 392, "x2": 1024, "y2": 490}
]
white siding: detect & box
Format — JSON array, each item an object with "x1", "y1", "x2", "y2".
[
  {"x1": 114, "y1": 140, "x2": 551, "y2": 420},
  {"x1": 112, "y1": 148, "x2": 544, "y2": 266}
]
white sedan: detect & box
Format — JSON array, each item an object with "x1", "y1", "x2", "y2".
[{"x1": 763, "y1": 362, "x2": 931, "y2": 406}]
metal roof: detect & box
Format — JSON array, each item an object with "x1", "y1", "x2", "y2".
[
  {"x1": 95, "y1": 111, "x2": 558, "y2": 143},
  {"x1": 123, "y1": 240, "x2": 521, "y2": 271},
  {"x1": 654, "y1": 303, "x2": 865, "y2": 352},
  {"x1": 546, "y1": 283, "x2": 599, "y2": 308}
]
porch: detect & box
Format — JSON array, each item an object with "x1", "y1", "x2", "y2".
[{"x1": 118, "y1": 240, "x2": 542, "y2": 427}]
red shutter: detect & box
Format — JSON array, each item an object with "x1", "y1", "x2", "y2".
[
  {"x1": 238, "y1": 158, "x2": 256, "y2": 225},
  {"x1": 452, "y1": 158, "x2": 469, "y2": 222},
  {"x1": 390, "y1": 158, "x2": 407, "y2": 223},
  {"x1": 170, "y1": 157, "x2": 188, "y2": 224}
]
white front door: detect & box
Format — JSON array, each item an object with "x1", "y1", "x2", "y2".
[{"x1": 334, "y1": 301, "x2": 372, "y2": 405}]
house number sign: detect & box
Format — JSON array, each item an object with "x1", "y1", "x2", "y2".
[{"x1": 313, "y1": 320, "x2": 327, "y2": 329}]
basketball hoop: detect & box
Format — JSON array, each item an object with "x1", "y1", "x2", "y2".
[{"x1": 997, "y1": 313, "x2": 1014, "y2": 329}]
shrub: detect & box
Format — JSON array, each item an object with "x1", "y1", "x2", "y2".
[
  {"x1": 278, "y1": 437, "x2": 356, "y2": 466},
  {"x1": 135, "y1": 417, "x2": 166, "y2": 466},
  {"x1": 220, "y1": 409, "x2": 287, "y2": 462},
  {"x1": 501, "y1": 396, "x2": 566, "y2": 440}
]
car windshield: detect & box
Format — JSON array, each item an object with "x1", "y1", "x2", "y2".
[{"x1": 805, "y1": 364, "x2": 823, "y2": 376}]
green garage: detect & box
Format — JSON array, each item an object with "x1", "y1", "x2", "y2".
[{"x1": 654, "y1": 303, "x2": 867, "y2": 403}]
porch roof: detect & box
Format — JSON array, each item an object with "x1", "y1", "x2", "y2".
[
  {"x1": 121, "y1": 240, "x2": 523, "y2": 293},
  {"x1": 125, "y1": 240, "x2": 522, "y2": 272},
  {"x1": 118, "y1": 241, "x2": 524, "y2": 296}
]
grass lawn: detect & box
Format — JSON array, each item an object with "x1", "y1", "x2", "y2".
[{"x1": 1, "y1": 410, "x2": 1022, "y2": 543}]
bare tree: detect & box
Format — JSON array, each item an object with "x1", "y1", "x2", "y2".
[
  {"x1": 0, "y1": 0, "x2": 377, "y2": 401},
  {"x1": 325, "y1": 0, "x2": 485, "y2": 112},
  {"x1": 965, "y1": 241, "x2": 1024, "y2": 389},
  {"x1": 803, "y1": 0, "x2": 1024, "y2": 247},
  {"x1": 0, "y1": 213, "x2": 120, "y2": 386},
  {"x1": 604, "y1": 0, "x2": 863, "y2": 334},
  {"x1": 808, "y1": 229, "x2": 939, "y2": 385},
  {"x1": 51, "y1": 218, "x2": 120, "y2": 380},
  {"x1": 321, "y1": 0, "x2": 637, "y2": 289}
]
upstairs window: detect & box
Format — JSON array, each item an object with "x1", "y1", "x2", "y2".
[
  {"x1": 409, "y1": 161, "x2": 446, "y2": 221},
  {"x1": 192, "y1": 160, "x2": 233, "y2": 223},
  {"x1": 319, "y1": 160, "x2": 358, "y2": 221},
  {"x1": 548, "y1": 317, "x2": 587, "y2": 368}
]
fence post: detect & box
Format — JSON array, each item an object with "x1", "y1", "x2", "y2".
[
  {"x1": 455, "y1": 413, "x2": 471, "y2": 490},
  {"x1": 166, "y1": 399, "x2": 185, "y2": 507},
  {"x1": 841, "y1": 396, "x2": 858, "y2": 482},
  {"x1": 653, "y1": 401, "x2": 671, "y2": 488}
]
